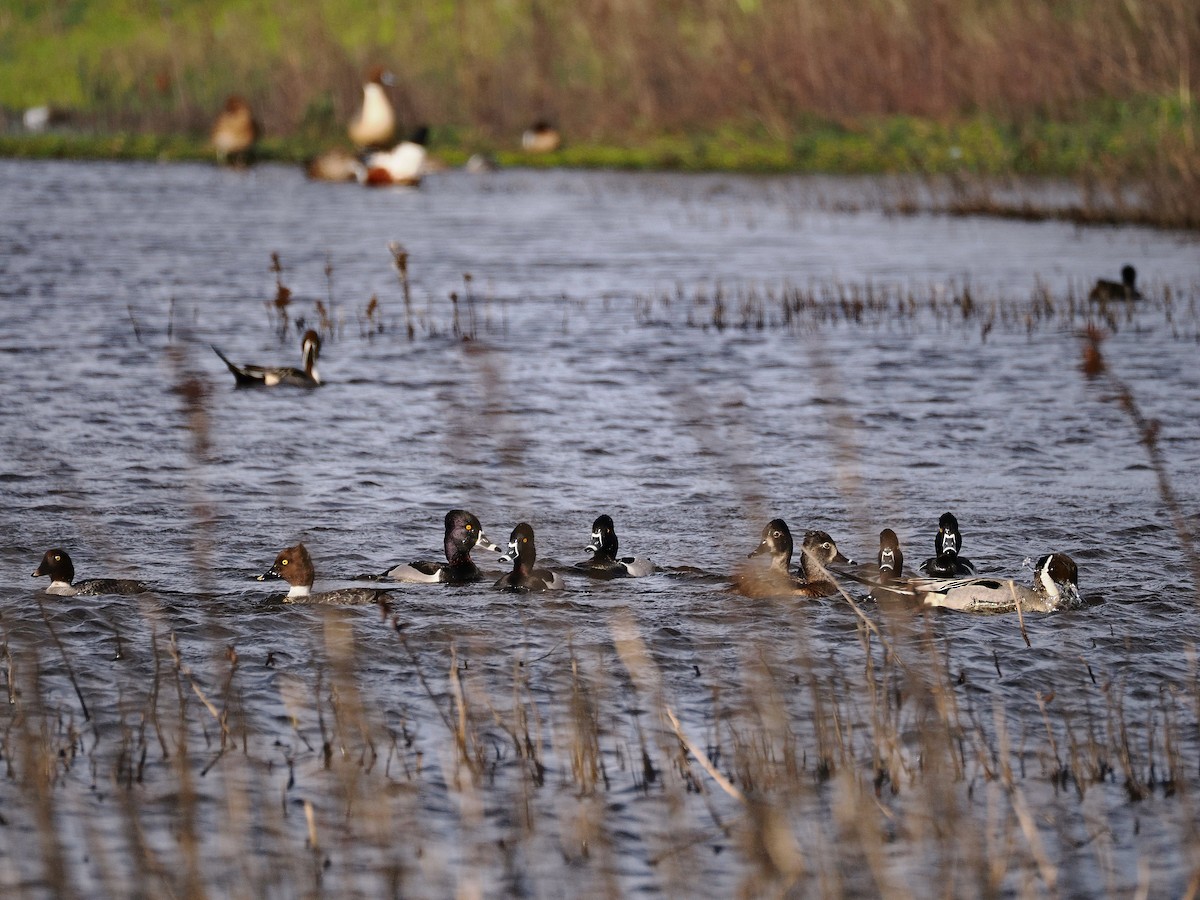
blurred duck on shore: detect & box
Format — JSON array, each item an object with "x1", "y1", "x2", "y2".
[
  {"x1": 362, "y1": 126, "x2": 429, "y2": 186},
  {"x1": 305, "y1": 147, "x2": 364, "y2": 182},
  {"x1": 210, "y1": 95, "x2": 259, "y2": 165},
  {"x1": 521, "y1": 120, "x2": 562, "y2": 153},
  {"x1": 349, "y1": 66, "x2": 396, "y2": 150}
]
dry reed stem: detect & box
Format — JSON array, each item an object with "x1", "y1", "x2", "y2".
[{"x1": 665, "y1": 706, "x2": 744, "y2": 805}]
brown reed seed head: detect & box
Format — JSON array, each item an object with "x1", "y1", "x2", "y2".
[{"x1": 1080, "y1": 325, "x2": 1107, "y2": 378}]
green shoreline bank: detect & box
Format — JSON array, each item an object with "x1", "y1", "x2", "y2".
[
  {"x1": 0, "y1": 106, "x2": 1188, "y2": 177},
  {"x1": 4, "y1": 112, "x2": 1197, "y2": 230}
]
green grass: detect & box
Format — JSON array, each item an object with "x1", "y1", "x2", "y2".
[{"x1": 4, "y1": 99, "x2": 1193, "y2": 181}]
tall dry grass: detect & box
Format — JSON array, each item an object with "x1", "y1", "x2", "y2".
[
  {"x1": 16, "y1": 0, "x2": 1198, "y2": 143},
  {"x1": 2, "y1": 276, "x2": 1199, "y2": 895}
]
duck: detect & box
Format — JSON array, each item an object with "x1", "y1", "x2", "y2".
[
  {"x1": 211, "y1": 329, "x2": 322, "y2": 387},
  {"x1": 348, "y1": 66, "x2": 397, "y2": 150},
  {"x1": 735, "y1": 519, "x2": 851, "y2": 599},
  {"x1": 574, "y1": 514, "x2": 654, "y2": 578},
  {"x1": 494, "y1": 523, "x2": 565, "y2": 592},
  {"x1": 260, "y1": 543, "x2": 393, "y2": 605},
  {"x1": 1089, "y1": 265, "x2": 1142, "y2": 302},
  {"x1": 210, "y1": 95, "x2": 259, "y2": 165},
  {"x1": 919, "y1": 512, "x2": 976, "y2": 577},
  {"x1": 521, "y1": 120, "x2": 562, "y2": 154},
  {"x1": 362, "y1": 126, "x2": 429, "y2": 187},
  {"x1": 910, "y1": 552, "x2": 1080, "y2": 613},
  {"x1": 32, "y1": 548, "x2": 148, "y2": 597},
  {"x1": 382, "y1": 510, "x2": 503, "y2": 584},
  {"x1": 305, "y1": 147, "x2": 365, "y2": 182},
  {"x1": 875, "y1": 528, "x2": 904, "y2": 580}
]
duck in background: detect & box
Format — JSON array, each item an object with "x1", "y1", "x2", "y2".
[
  {"x1": 212, "y1": 329, "x2": 322, "y2": 388},
  {"x1": 919, "y1": 512, "x2": 976, "y2": 577},
  {"x1": 381, "y1": 510, "x2": 503, "y2": 584},
  {"x1": 260, "y1": 543, "x2": 393, "y2": 605},
  {"x1": 912, "y1": 552, "x2": 1081, "y2": 613},
  {"x1": 494, "y1": 523, "x2": 565, "y2": 592},
  {"x1": 348, "y1": 66, "x2": 397, "y2": 150},
  {"x1": 521, "y1": 120, "x2": 561, "y2": 154},
  {"x1": 1089, "y1": 264, "x2": 1142, "y2": 302},
  {"x1": 362, "y1": 126, "x2": 429, "y2": 187},
  {"x1": 32, "y1": 548, "x2": 149, "y2": 597},
  {"x1": 210, "y1": 95, "x2": 259, "y2": 165},
  {"x1": 574, "y1": 514, "x2": 654, "y2": 578},
  {"x1": 305, "y1": 147, "x2": 365, "y2": 182}
]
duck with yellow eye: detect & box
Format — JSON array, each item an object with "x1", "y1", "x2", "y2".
[
  {"x1": 494, "y1": 523, "x2": 565, "y2": 592},
  {"x1": 380, "y1": 509, "x2": 504, "y2": 584},
  {"x1": 32, "y1": 548, "x2": 149, "y2": 596},
  {"x1": 260, "y1": 543, "x2": 393, "y2": 605}
]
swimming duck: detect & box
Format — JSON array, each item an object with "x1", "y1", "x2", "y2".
[
  {"x1": 494, "y1": 523, "x2": 565, "y2": 592},
  {"x1": 911, "y1": 552, "x2": 1080, "y2": 613},
  {"x1": 876, "y1": 528, "x2": 904, "y2": 579},
  {"x1": 735, "y1": 519, "x2": 851, "y2": 599},
  {"x1": 362, "y1": 126, "x2": 429, "y2": 187},
  {"x1": 260, "y1": 543, "x2": 392, "y2": 605},
  {"x1": 521, "y1": 120, "x2": 562, "y2": 154},
  {"x1": 32, "y1": 548, "x2": 149, "y2": 597},
  {"x1": 348, "y1": 66, "x2": 397, "y2": 150},
  {"x1": 919, "y1": 512, "x2": 976, "y2": 577},
  {"x1": 1089, "y1": 265, "x2": 1142, "y2": 302},
  {"x1": 382, "y1": 510, "x2": 503, "y2": 584},
  {"x1": 212, "y1": 329, "x2": 322, "y2": 388},
  {"x1": 830, "y1": 529, "x2": 916, "y2": 603},
  {"x1": 210, "y1": 95, "x2": 259, "y2": 165},
  {"x1": 574, "y1": 514, "x2": 655, "y2": 578}
]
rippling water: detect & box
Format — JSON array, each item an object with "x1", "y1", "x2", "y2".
[{"x1": 1, "y1": 159, "x2": 1198, "y2": 896}]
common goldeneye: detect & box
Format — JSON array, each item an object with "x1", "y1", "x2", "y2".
[
  {"x1": 382, "y1": 509, "x2": 502, "y2": 584},
  {"x1": 260, "y1": 543, "x2": 393, "y2": 605},
  {"x1": 212, "y1": 329, "x2": 322, "y2": 388},
  {"x1": 574, "y1": 514, "x2": 655, "y2": 579},
  {"x1": 32, "y1": 548, "x2": 149, "y2": 597},
  {"x1": 919, "y1": 512, "x2": 976, "y2": 577},
  {"x1": 494, "y1": 523, "x2": 565, "y2": 592}
]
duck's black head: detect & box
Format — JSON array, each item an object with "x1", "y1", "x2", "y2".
[
  {"x1": 587, "y1": 515, "x2": 619, "y2": 561},
  {"x1": 507, "y1": 523, "x2": 538, "y2": 572},
  {"x1": 444, "y1": 509, "x2": 486, "y2": 561},
  {"x1": 750, "y1": 519, "x2": 793, "y2": 570},
  {"x1": 1121, "y1": 265, "x2": 1137, "y2": 288},
  {"x1": 877, "y1": 528, "x2": 904, "y2": 577},
  {"x1": 935, "y1": 512, "x2": 963, "y2": 558},
  {"x1": 33, "y1": 548, "x2": 74, "y2": 584}
]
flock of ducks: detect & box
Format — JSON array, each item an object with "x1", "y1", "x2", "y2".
[
  {"x1": 32, "y1": 508, "x2": 1081, "y2": 615},
  {"x1": 209, "y1": 65, "x2": 562, "y2": 185}
]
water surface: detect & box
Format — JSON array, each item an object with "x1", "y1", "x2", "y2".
[{"x1": 1, "y1": 159, "x2": 1198, "y2": 897}]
